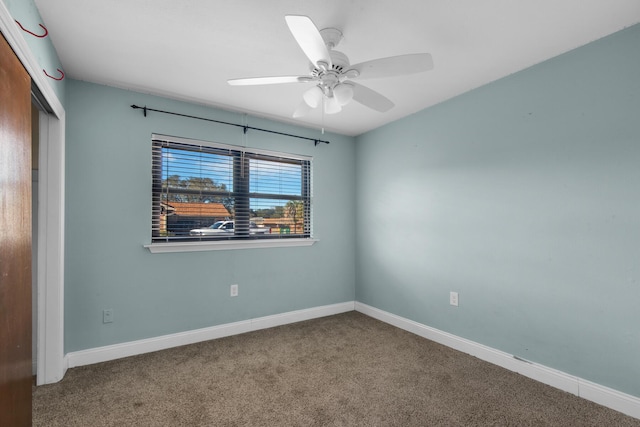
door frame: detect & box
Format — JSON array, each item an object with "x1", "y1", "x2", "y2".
[{"x1": 0, "y1": 2, "x2": 66, "y2": 384}]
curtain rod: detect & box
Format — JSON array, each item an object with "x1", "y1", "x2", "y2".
[{"x1": 130, "y1": 105, "x2": 330, "y2": 146}]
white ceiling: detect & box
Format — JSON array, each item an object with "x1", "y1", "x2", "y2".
[{"x1": 34, "y1": 0, "x2": 640, "y2": 136}]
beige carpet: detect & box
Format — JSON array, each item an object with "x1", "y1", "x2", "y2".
[{"x1": 33, "y1": 311, "x2": 640, "y2": 426}]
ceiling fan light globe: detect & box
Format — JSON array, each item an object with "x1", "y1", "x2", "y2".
[
  {"x1": 324, "y1": 96, "x2": 342, "y2": 114},
  {"x1": 303, "y1": 86, "x2": 323, "y2": 108},
  {"x1": 334, "y1": 83, "x2": 354, "y2": 106}
]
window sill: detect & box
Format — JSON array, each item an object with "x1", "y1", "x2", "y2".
[{"x1": 144, "y1": 238, "x2": 319, "y2": 253}]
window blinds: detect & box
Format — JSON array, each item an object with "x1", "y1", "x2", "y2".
[{"x1": 151, "y1": 135, "x2": 312, "y2": 242}]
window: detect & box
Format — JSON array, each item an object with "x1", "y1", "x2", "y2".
[{"x1": 151, "y1": 134, "x2": 312, "y2": 244}]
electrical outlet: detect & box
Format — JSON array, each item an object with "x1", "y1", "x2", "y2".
[
  {"x1": 230, "y1": 284, "x2": 239, "y2": 297},
  {"x1": 449, "y1": 291, "x2": 459, "y2": 307},
  {"x1": 103, "y1": 308, "x2": 114, "y2": 323}
]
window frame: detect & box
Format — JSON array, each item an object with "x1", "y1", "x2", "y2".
[{"x1": 145, "y1": 134, "x2": 317, "y2": 253}]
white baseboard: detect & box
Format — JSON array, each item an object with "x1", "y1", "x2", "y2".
[
  {"x1": 355, "y1": 302, "x2": 640, "y2": 420},
  {"x1": 63, "y1": 300, "x2": 640, "y2": 420},
  {"x1": 67, "y1": 301, "x2": 355, "y2": 369}
]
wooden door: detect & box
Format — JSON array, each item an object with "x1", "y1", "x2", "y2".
[{"x1": 0, "y1": 32, "x2": 33, "y2": 426}]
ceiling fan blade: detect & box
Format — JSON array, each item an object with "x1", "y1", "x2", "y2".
[
  {"x1": 293, "y1": 101, "x2": 313, "y2": 118},
  {"x1": 228, "y1": 76, "x2": 314, "y2": 86},
  {"x1": 285, "y1": 15, "x2": 332, "y2": 69},
  {"x1": 350, "y1": 53, "x2": 434, "y2": 80},
  {"x1": 351, "y1": 82, "x2": 395, "y2": 112}
]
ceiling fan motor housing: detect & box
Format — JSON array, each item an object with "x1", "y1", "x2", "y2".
[{"x1": 310, "y1": 50, "x2": 350, "y2": 76}]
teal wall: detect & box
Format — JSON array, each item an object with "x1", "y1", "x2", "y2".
[
  {"x1": 64, "y1": 80, "x2": 356, "y2": 352},
  {"x1": 36, "y1": 3, "x2": 639, "y2": 399},
  {"x1": 3, "y1": 0, "x2": 66, "y2": 105},
  {"x1": 355, "y1": 25, "x2": 640, "y2": 397}
]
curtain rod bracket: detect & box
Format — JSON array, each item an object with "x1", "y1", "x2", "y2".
[{"x1": 131, "y1": 104, "x2": 148, "y2": 117}]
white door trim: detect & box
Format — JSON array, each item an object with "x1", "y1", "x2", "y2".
[{"x1": 1, "y1": 1, "x2": 66, "y2": 384}]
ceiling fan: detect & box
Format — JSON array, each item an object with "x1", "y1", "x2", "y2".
[{"x1": 228, "y1": 15, "x2": 434, "y2": 117}]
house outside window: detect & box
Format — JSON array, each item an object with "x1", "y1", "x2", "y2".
[{"x1": 151, "y1": 134, "x2": 312, "y2": 243}]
